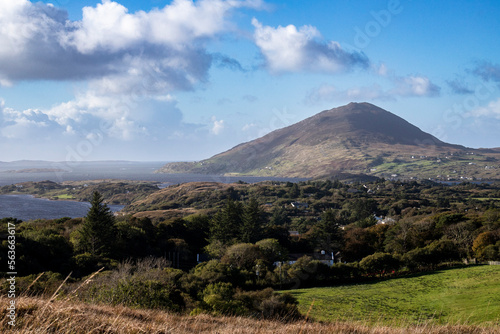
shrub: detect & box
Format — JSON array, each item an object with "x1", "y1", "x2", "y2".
[
  {"x1": 201, "y1": 282, "x2": 246, "y2": 316},
  {"x1": 235, "y1": 288, "x2": 302, "y2": 321},
  {"x1": 359, "y1": 252, "x2": 401, "y2": 276}
]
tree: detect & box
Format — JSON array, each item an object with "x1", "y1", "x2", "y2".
[
  {"x1": 269, "y1": 206, "x2": 290, "y2": 227},
  {"x1": 472, "y1": 232, "x2": 497, "y2": 260},
  {"x1": 221, "y1": 243, "x2": 261, "y2": 271},
  {"x1": 76, "y1": 191, "x2": 117, "y2": 257},
  {"x1": 342, "y1": 227, "x2": 374, "y2": 262},
  {"x1": 209, "y1": 199, "x2": 243, "y2": 244},
  {"x1": 240, "y1": 198, "x2": 264, "y2": 243},
  {"x1": 360, "y1": 252, "x2": 400, "y2": 277},
  {"x1": 346, "y1": 198, "x2": 378, "y2": 222},
  {"x1": 256, "y1": 238, "x2": 287, "y2": 266},
  {"x1": 404, "y1": 239, "x2": 460, "y2": 269},
  {"x1": 309, "y1": 209, "x2": 343, "y2": 253}
]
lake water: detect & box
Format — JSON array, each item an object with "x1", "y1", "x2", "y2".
[
  {"x1": 0, "y1": 194, "x2": 124, "y2": 221},
  {"x1": 0, "y1": 161, "x2": 307, "y2": 221}
]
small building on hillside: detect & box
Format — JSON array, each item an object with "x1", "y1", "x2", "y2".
[{"x1": 290, "y1": 201, "x2": 309, "y2": 209}]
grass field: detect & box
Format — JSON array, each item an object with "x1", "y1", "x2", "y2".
[
  {"x1": 288, "y1": 265, "x2": 500, "y2": 326},
  {"x1": 54, "y1": 194, "x2": 75, "y2": 199},
  {"x1": 2, "y1": 294, "x2": 500, "y2": 334}
]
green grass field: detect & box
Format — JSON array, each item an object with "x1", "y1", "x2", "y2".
[
  {"x1": 54, "y1": 194, "x2": 75, "y2": 199},
  {"x1": 289, "y1": 265, "x2": 500, "y2": 326}
]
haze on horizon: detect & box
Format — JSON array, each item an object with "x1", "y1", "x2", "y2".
[{"x1": 0, "y1": 0, "x2": 499, "y2": 163}]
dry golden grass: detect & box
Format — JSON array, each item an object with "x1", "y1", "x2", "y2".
[{"x1": 1, "y1": 295, "x2": 500, "y2": 334}]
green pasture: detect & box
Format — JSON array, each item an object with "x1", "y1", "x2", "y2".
[
  {"x1": 289, "y1": 265, "x2": 500, "y2": 326},
  {"x1": 54, "y1": 194, "x2": 75, "y2": 199}
]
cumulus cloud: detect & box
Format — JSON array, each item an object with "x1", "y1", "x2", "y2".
[
  {"x1": 251, "y1": 19, "x2": 369, "y2": 73},
  {"x1": 0, "y1": 106, "x2": 62, "y2": 140},
  {"x1": 0, "y1": 94, "x2": 221, "y2": 160},
  {"x1": 0, "y1": 0, "x2": 268, "y2": 160},
  {"x1": 43, "y1": 88, "x2": 194, "y2": 141},
  {"x1": 467, "y1": 98, "x2": 500, "y2": 119},
  {"x1": 210, "y1": 116, "x2": 225, "y2": 135},
  {"x1": 0, "y1": 0, "x2": 263, "y2": 89},
  {"x1": 392, "y1": 76, "x2": 440, "y2": 97}
]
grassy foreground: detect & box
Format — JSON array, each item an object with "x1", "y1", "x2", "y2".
[
  {"x1": 1, "y1": 295, "x2": 500, "y2": 334},
  {"x1": 289, "y1": 265, "x2": 500, "y2": 326}
]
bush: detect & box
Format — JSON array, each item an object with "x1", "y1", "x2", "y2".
[
  {"x1": 235, "y1": 288, "x2": 302, "y2": 321},
  {"x1": 404, "y1": 240, "x2": 460, "y2": 269},
  {"x1": 76, "y1": 259, "x2": 186, "y2": 312},
  {"x1": 201, "y1": 282, "x2": 246, "y2": 316},
  {"x1": 1, "y1": 272, "x2": 65, "y2": 297},
  {"x1": 360, "y1": 252, "x2": 401, "y2": 276}
]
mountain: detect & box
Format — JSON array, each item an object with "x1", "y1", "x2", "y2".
[{"x1": 157, "y1": 103, "x2": 500, "y2": 180}]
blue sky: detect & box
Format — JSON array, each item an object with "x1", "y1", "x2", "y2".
[{"x1": 1, "y1": 0, "x2": 499, "y2": 162}]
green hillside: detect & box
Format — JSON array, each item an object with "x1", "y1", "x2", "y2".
[{"x1": 289, "y1": 265, "x2": 500, "y2": 325}]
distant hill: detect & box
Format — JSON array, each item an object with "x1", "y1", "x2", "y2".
[{"x1": 157, "y1": 102, "x2": 500, "y2": 181}]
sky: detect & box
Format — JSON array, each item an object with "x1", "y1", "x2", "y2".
[{"x1": 1, "y1": 0, "x2": 500, "y2": 162}]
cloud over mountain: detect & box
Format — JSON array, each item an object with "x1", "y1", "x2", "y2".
[
  {"x1": 252, "y1": 19, "x2": 369, "y2": 73},
  {"x1": 307, "y1": 74, "x2": 441, "y2": 104}
]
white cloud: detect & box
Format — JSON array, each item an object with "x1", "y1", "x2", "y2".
[
  {"x1": 467, "y1": 98, "x2": 500, "y2": 119},
  {"x1": 0, "y1": 0, "x2": 264, "y2": 89},
  {"x1": 0, "y1": 94, "x2": 220, "y2": 160},
  {"x1": 375, "y1": 63, "x2": 388, "y2": 76},
  {"x1": 0, "y1": 107, "x2": 60, "y2": 139},
  {"x1": 393, "y1": 76, "x2": 440, "y2": 97},
  {"x1": 0, "y1": 0, "x2": 267, "y2": 159},
  {"x1": 307, "y1": 75, "x2": 440, "y2": 104},
  {"x1": 61, "y1": 0, "x2": 263, "y2": 53},
  {"x1": 211, "y1": 116, "x2": 225, "y2": 135},
  {"x1": 252, "y1": 18, "x2": 369, "y2": 73},
  {"x1": 242, "y1": 123, "x2": 258, "y2": 131}
]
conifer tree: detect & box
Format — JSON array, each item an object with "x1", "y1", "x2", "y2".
[
  {"x1": 78, "y1": 191, "x2": 116, "y2": 257},
  {"x1": 209, "y1": 199, "x2": 243, "y2": 244},
  {"x1": 240, "y1": 198, "x2": 263, "y2": 243}
]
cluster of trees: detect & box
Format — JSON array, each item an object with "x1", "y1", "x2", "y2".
[{"x1": 2, "y1": 180, "x2": 500, "y2": 316}]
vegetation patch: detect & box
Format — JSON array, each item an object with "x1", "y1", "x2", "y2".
[
  {"x1": 289, "y1": 265, "x2": 500, "y2": 325},
  {"x1": 54, "y1": 194, "x2": 75, "y2": 200}
]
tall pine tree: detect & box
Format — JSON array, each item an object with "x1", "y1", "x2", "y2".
[
  {"x1": 240, "y1": 198, "x2": 264, "y2": 243},
  {"x1": 78, "y1": 191, "x2": 116, "y2": 257},
  {"x1": 209, "y1": 199, "x2": 243, "y2": 245}
]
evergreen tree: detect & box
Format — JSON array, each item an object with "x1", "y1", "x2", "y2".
[
  {"x1": 240, "y1": 198, "x2": 264, "y2": 243},
  {"x1": 269, "y1": 206, "x2": 291, "y2": 227},
  {"x1": 309, "y1": 209, "x2": 343, "y2": 253},
  {"x1": 209, "y1": 199, "x2": 243, "y2": 244},
  {"x1": 78, "y1": 191, "x2": 116, "y2": 257}
]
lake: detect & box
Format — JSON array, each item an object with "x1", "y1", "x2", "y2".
[
  {"x1": 0, "y1": 194, "x2": 124, "y2": 221},
  {"x1": 0, "y1": 161, "x2": 307, "y2": 221}
]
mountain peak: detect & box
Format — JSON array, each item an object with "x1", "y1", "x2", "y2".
[
  {"x1": 279, "y1": 102, "x2": 448, "y2": 147},
  {"x1": 157, "y1": 103, "x2": 498, "y2": 179}
]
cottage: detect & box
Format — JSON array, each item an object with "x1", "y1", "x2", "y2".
[{"x1": 290, "y1": 201, "x2": 309, "y2": 209}]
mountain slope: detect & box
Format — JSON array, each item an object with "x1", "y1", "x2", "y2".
[{"x1": 158, "y1": 103, "x2": 500, "y2": 180}]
